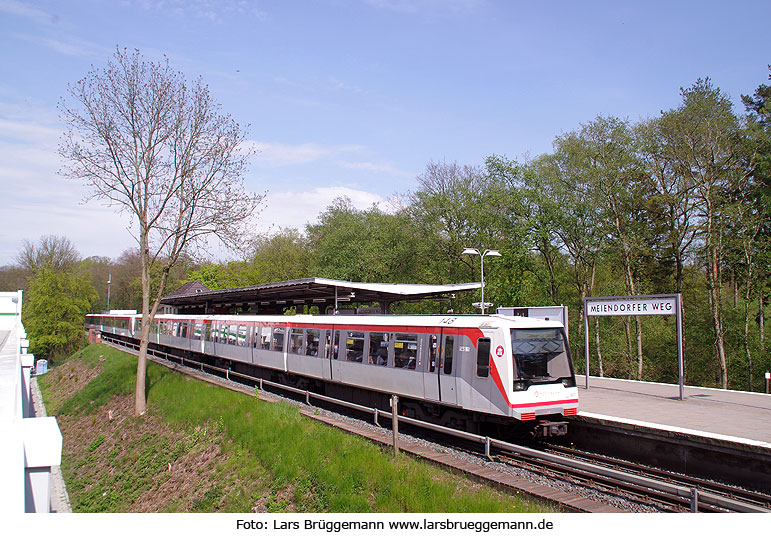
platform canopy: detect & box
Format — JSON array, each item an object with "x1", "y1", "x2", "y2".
[{"x1": 160, "y1": 277, "x2": 481, "y2": 315}]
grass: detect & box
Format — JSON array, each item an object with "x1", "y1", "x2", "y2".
[{"x1": 40, "y1": 343, "x2": 558, "y2": 513}]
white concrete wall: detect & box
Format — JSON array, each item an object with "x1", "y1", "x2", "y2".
[{"x1": 0, "y1": 291, "x2": 63, "y2": 513}]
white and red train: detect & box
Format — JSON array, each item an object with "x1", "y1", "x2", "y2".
[{"x1": 85, "y1": 312, "x2": 579, "y2": 436}]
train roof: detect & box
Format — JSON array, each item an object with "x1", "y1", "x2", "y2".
[{"x1": 87, "y1": 312, "x2": 565, "y2": 329}]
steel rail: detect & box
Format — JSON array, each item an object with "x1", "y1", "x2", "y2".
[
  {"x1": 544, "y1": 443, "x2": 771, "y2": 509},
  {"x1": 102, "y1": 334, "x2": 769, "y2": 513}
]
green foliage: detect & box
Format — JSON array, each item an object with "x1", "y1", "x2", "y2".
[
  {"x1": 23, "y1": 267, "x2": 97, "y2": 360},
  {"x1": 188, "y1": 229, "x2": 313, "y2": 290},
  {"x1": 307, "y1": 197, "x2": 423, "y2": 284}
]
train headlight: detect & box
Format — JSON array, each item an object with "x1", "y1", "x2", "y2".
[
  {"x1": 513, "y1": 380, "x2": 528, "y2": 391},
  {"x1": 561, "y1": 377, "x2": 576, "y2": 388}
]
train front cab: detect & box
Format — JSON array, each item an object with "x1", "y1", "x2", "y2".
[{"x1": 502, "y1": 322, "x2": 579, "y2": 436}]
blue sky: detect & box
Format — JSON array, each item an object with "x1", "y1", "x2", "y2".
[{"x1": 0, "y1": 0, "x2": 769, "y2": 265}]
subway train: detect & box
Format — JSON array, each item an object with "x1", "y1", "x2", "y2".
[{"x1": 85, "y1": 312, "x2": 579, "y2": 437}]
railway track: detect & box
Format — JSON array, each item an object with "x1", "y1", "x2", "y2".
[
  {"x1": 495, "y1": 444, "x2": 771, "y2": 513},
  {"x1": 102, "y1": 335, "x2": 771, "y2": 513},
  {"x1": 539, "y1": 444, "x2": 771, "y2": 512}
]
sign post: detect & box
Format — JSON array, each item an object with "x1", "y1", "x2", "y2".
[{"x1": 584, "y1": 294, "x2": 684, "y2": 400}]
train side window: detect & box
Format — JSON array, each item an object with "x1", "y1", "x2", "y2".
[
  {"x1": 443, "y1": 336, "x2": 454, "y2": 375},
  {"x1": 238, "y1": 325, "x2": 247, "y2": 347},
  {"x1": 429, "y1": 335, "x2": 438, "y2": 373},
  {"x1": 289, "y1": 328, "x2": 304, "y2": 354},
  {"x1": 394, "y1": 333, "x2": 418, "y2": 369},
  {"x1": 476, "y1": 338, "x2": 491, "y2": 378},
  {"x1": 333, "y1": 330, "x2": 340, "y2": 360},
  {"x1": 260, "y1": 326, "x2": 270, "y2": 349},
  {"x1": 345, "y1": 331, "x2": 365, "y2": 362},
  {"x1": 368, "y1": 332, "x2": 389, "y2": 366},
  {"x1": 306, "y1": 328, "x2": 320, "y2": 356},
  {"x1": 272, "y1": 327, "x2": 285, "y2": 352}
]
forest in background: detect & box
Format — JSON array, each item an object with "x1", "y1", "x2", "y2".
[{"x1": 2, "y1": 72, "x2": 769, "y2": 393}]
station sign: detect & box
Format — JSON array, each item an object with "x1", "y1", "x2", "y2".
[
  {"x1": 586, "y1": 298, "x2": 676, "y2": 317},
  {"x1": 584, "y1": 293, "x2": 684, "y2": 399}
]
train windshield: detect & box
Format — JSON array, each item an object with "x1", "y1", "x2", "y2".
[{"x1": 510, "y1": 328, "x2": 573, "y2": 382}]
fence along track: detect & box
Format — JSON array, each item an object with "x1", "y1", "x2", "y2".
[{"x1": 102, "y1": 335, "x2": 770, "y2": 514}]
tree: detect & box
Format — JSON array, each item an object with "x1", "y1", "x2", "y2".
[
  {"x1": 550, "y1": 117, "x2": 652, "y2": 379},
  {"x1": 483, "y1": 156, "x2": 561, "y2": 307},
  {"x1": 0, "y1": 265, "x2": 29, "y2": 292},
  {"x1": 741, "y1": 66, "x2": 771, "y2": 358},
  {"x1": 248, "y1": 228, "x2": 313, "y2": 283},
  {"x1": 59, "y1": 48, "x2": 262, "y2": 415},
  {"x1": 307, "y1": 197, "x2": 425, "y2": 286},
  {"x1": 16, "y1": 235, "x2": 80, "y2": 274},
  {"x1": 24, "y1": 267, "x2": 97, "y2": 360},
  {"x1": 635, "y1": 115, "x2": 699, "y2": 294},
  {"x1": 664, "y1": 79, "x2": 747, "y2": 388},
  {"x1": 523, "y1": 151, "x2": 604, "y2": 371},
  {"x1": 408, "y1": 161, "x2": 499, "y2": 287}
]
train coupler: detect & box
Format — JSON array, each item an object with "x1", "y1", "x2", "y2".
[{"x1": 532, "y1": 420, "x2": 568, "y2": 438}]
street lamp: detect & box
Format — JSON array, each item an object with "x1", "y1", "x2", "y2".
[{"x1": 462, "y1": 247, "x2": 502, "y2": 314}]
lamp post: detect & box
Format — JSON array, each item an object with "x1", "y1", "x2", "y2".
[{"x1": 462, "y1": 248, "x2": 501, "y2": 314}]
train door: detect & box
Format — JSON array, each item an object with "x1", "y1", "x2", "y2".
[
  {"x1": 321, "y1": 329, "x2": 333, "y2": 380},
  {"x1": 469, "y1": 333, "x2": 494, "y2": 413},
  {"x1": 423, "y1": 332, "x2": 441, "y2": 401},
  {"x1": 330, "y1": 328, "x2": 342, "y2": 381},
  {"x1": 439, "y1": 330, "x2": 458, "y2": 405}
]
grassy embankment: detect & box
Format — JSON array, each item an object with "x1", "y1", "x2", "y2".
[{"x1": 39, "y1": 343, "x2": 557, "y2": 513}]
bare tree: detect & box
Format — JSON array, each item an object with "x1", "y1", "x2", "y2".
[
  {"x1": 59, "y1": 48, "x2": 262, "y2": 415},
  {"x1": 17, "y1": 235, "x2": 81, "y2": 273}
]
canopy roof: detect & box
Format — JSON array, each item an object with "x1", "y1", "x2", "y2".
[{"x1": 160, "y1": 277, "x2": 481, "y2": 314}]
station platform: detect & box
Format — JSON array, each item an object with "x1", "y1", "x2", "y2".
[{"x1": 575, "y1": 375, "x2": 771, "y2": 453}]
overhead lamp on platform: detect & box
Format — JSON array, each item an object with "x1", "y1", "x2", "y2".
[{"x1": 462, "y1": 247, "x2": 502, "y2": 315}]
